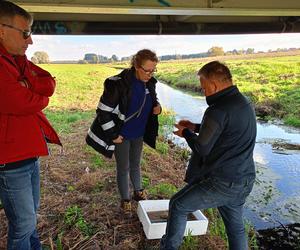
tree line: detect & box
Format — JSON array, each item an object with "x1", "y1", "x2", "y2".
[
  {"x1": 79, "y1": 47, "x2": 299, "y2": 63},
  {"x1": 79, "y1": 47, "x2": 254, "y2": 64},
  {"x1": 31, "y1": 46, "x2": 299, "y2": 64}
]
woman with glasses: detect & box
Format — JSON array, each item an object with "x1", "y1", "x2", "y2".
[{"x1": 87, "y1": 49, "x2": 161, "y2": 215}]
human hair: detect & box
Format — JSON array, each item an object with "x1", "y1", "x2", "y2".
[
  {"x1": 0, "y1": 0, "x2": 33, "y2": 24},
  {"x1": 130, "y1": 49, "x2": 158, "y2": 68},
  {"x1": 198, "y1": 61, "x2": 232, "y2": 83}
]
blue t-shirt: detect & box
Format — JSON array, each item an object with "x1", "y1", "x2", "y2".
[{"x1": 120, "y1": 76, "x2": 153, "y2": 139}]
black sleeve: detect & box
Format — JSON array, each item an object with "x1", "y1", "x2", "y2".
[
  {"x1": 194, "y1": 123, "x2": 201, "y2": 133},
  {"x1": 182, "y1": 108, "x2": 226, "y2": 156},
  {"x1": 96, "y1": 78, "x2": 121, "y2": 140}
]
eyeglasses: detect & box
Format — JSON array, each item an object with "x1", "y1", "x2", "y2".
[
  {"x1": 0, "y1": 23, "x2": 32, "y2": 39},
  {"x1": 140, "y1": 65, "x2": 157, "y2": 75}
]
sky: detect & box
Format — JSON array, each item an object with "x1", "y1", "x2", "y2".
[{"x1": 26, "y1": 33, "x2": 300, "y2": 61}]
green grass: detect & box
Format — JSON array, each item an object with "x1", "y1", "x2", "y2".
[
  {"x1": 205, "y1": 208, "x2": 228, "y2": 245},
  {"x1": 142, "y1": 175, "x2": 151, "y2": 189},
  {"x1": 180, "y1": 230, "x2": 199, "y2": 250},
  {"x1": 39, "y1": 64, "x2": 121, "y2": 133},
  {"x1": 205, "y1": 208, "x2": 259, "y2": 249},
  {"x1": 148, "y1": 183, "x2": 178, "y2": 198},
  {"x1": 40, "y1": 58, "x2": 300, "y2": 130},
  {"x1": 156, "y1": 141, "x2": 169, "y2": 154},
  {"x1": 56, "y1": 232, "x2": 64, "y2": 250},
  {"x1": 41, "y1": 64, "x2": 119, "y2": 111},
  {"x1": 44, "y1": 110, "x2": 93, "y2": 134},
  {"x1": 245, "y1": 221, "x2": 259, "y2": 250},
  {"x1": 156, "y1": 56, "x2": 300, "y2": 127},
  {"x1": 64, "y1": 205, "x2": 94, "y2": 236},
  {"x1": 158, "y1": 109, "x2": 176, "y2": 136},
  {"x1": 84, "y1": 146, "x2": 112, "y2": 170}
]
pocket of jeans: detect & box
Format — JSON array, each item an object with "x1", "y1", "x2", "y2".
[
  {"x1": 212, "y1": 179, "x2": 242, "y2": 197},
  {"x1": 243, "y1": 180, "x2": 255, "y2": 196},
  {"x1": 0, "y1": 175, "x2": 5, "y2": 190}
]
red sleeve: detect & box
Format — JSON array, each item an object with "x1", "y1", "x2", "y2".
[
  {"x1": 23, "y1": 60, "x2": 56, "y2": 97},
  {"x1": 0, "y1": 64, "x2": 49, "y2": 115}
]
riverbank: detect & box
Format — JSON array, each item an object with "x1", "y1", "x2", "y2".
[{"x1": 155, "y1": 52, "x2": 300, "y2": 127}]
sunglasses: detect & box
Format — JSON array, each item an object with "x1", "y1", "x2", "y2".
[
  {"x1": 1, "y1": 23, "x2": 32, "y2": 39},
  {"x1": 140, "y1": 65, "x2": 157, "y2": 75}
]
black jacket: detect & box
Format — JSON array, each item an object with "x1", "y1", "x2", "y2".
[
  {"x1": 86, "y1": 68, "x2": 160, "y2": 158},
  {"x1": 183, "y1": 86, "x2": 257, "y2": 183}
]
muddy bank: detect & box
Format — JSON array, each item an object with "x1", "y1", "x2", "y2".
[{"x1": 257, "y1": 223, "x2": 300, "y2": 250}]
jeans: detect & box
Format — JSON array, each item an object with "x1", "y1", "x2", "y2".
[
  {"x1": 0, "y1": 159, "x2": 42, "y2": 250},
  {"x1": 160, "y1": 177, "x2": 254, "y2": 250},
  {"x1": 114, "y1": 137, "x2": 144, "y2": 200}
]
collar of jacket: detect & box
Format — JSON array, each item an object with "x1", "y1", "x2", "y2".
[
  {"x1": 118, "y1": 67, "x2": 157, "y2": 86},
  {"x1": 0, "y1": 44, "x2": 26, "y2": 70},
  {"x1": 206, "y1": 85, "x2": 238, "y2": 106}
]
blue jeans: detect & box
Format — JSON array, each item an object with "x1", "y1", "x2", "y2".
[
  {"x1": 160, "y1": 177, "x2": 254, "y2": 250},
  {"x1": 0, "y1": 159, "x2": 42, "y2": 250}
]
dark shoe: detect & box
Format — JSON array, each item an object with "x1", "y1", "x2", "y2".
[
  {"x1": 120, "y1": 199, "x2": 132, "y2": 215},
  {"x1": 133, "y1": 189, "x2": 147, "y2": 201}
]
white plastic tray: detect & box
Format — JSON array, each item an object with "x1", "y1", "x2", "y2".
[{"x1": 137, "y1": 199, "x2": 208, "y2": 239}]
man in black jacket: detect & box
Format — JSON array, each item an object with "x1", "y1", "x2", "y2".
[{"x1": 161, "y1": 61, "x2": 257, "y2": 250}]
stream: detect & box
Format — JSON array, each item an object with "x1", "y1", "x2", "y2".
[{"x1": 156, "y1": 81, "x2": 300, "y2": 233}]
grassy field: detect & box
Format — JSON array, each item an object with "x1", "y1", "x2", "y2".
[
  {"x1": 156, "y1": 55, "x2": 300, "y2": 127},
  {"x1": 40, "y1": 64, "x2": 118, "y2": 134}
]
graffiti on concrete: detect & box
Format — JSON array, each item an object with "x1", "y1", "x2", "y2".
[{"x1": 32, "y1": 21, "x2": 68, "y2": 34}]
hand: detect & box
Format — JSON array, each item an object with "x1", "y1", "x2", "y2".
[
  {"x1": 173, "y1": 123, "x2": 186, "y2": 137},
  {"x1": 19, "y1": 79, "x2": 29, "y2": 88},
  {"x1": 113, "y1": 135, "x2": 123, "y2": 144},
  {"x1": 178, "y1": 119, "x2": 196, "y2": 131},
  {"x1": 153, "y1": 104, "x2": 161, "y2": 115}
]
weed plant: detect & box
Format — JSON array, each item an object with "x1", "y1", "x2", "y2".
[
  {"x1": 180, "y1": 230, "x2": 199, "y2": 250},
  {"x1": 64, "y1": 205, "x2": 94, "y2": 236}
]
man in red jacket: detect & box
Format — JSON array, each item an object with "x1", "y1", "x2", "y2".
[{"x1": 0, "y1": 1, "x2": 61, "y2": 249}]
